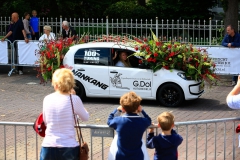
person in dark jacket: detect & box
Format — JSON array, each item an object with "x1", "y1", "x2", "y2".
[
  {"x1": 107, "y1": 91, "x2": 151, "y2": 160},
  {"x1": 1, "y1": 12, "x2": 29, "y2": 75},
  {"x1": 147, "y1": 112, "x2": 183, "y2": 160},
  {"x1": 62, "y1": 21, "x2": 77, "y2": 41},
  {"x1": 7, "y1": 20, "x2": 14, "y2": 43},
  {"x1": 221, "y1": 25, "x2": 240, "y2": 86}
]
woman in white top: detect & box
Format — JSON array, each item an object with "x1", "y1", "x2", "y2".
[
  {"x1": 226, "y1": 75, "x2": 240, "y2": 109},
  {"x1": 40, "y1": 68, "x2": 89, "y2": 160},
  {"x1": 39, "y1": 25, "x2": 55, "y2": 41},
  {"x1": 115, "y1": 51, "x2": 131, "y2": 67}
]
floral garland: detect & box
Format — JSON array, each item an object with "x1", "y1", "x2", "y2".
[
  {"x1": 131, "y1": 30, "x2": 219, "y2": 86},
  {"x1": 36, "y1": 33, "x2": 87, "y2": 84},
  {"x1": 36, "y1": 38, "x2": 74, "y2": 83}
]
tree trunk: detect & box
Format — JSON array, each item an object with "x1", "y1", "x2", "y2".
[
  {"x1": 137, "y1": 0, "x2": 146, "y2": 7},
  {"x1": 224, "y1": 0, "x2": 239, "y2": 33}
]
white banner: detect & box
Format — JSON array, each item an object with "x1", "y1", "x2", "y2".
[
  {"x1": 197, "y1": 46, "x2": 240, "y2": 75},
  {"x1": 0, "y1": 41, "x2": 8, "y2": 64},
  {"x1": 18, "y1": 41, "x2": 39, "y2": 65}
]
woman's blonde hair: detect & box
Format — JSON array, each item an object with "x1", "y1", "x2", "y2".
[
  {"x1": 119, "y1": 52, "x2": 131, "y2": 67},
  {"x1": 52, "y1": 68, "x2": 75, "y2": 93}
]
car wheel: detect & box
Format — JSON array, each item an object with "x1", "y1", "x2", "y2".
[
  {"x1": 74, "y1": 81, "x2": 86, "y2": 100},
  {"x1": 157, "y1": 83, "x2": 184, "y2": 107}
]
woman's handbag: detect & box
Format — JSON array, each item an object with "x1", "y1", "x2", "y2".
[
  {"x1": 33, "y1": 112, "x2": 46, "y2": 137},
  {"x1": 70, "y1": 95, "x2": 89, "y2": 160}
]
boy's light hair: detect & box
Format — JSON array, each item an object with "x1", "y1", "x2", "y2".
[
  {"x1": 120, "y1": 91, "x2": 142, "y2": 113},
  {"x1": 157, "y1": 112, "x2": 175, "y2": 131},
  {"x1": 52, "y1": 68, "x2": 75, "y2": 93},
  {"x1": 32, "y1": 10, "x2": 37, "y2": 14}
]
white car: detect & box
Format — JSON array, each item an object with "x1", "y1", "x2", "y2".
[{"x1": 63, "y1": 42, "x2": 204, "y2": 107}]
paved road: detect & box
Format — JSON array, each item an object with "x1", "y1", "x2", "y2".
[{"x1": 0, "y1": 66, "x2": 240, "y2": 160}]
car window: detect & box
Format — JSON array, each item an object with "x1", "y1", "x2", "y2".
[
  {"x1": 74, "y1": 48, "x2": 110, "y2": 66},
  {"x1": 112, "y1": 49, "x2": 148, "y2": 69}
]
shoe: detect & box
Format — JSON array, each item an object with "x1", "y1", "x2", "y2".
[
  {"x1": 232, "y1": 81, "x2": 236, "y2": 86},
  {"x1": 19, "y1": 70, "x2": 23, "y2": 75}
]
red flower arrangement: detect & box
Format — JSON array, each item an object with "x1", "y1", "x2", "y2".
[
  {"x1": 131, "y1": 30, "x2": 219, "y2": 86},
  {"x1": 36, "y1": 38, "x2": 74, "y2": 83}
]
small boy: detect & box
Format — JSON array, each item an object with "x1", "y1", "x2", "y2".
[
  {"x1": 30, "y1": 10, "x2": 39, "y2": 40},
  {"x1": 107, "y1": 91, "x2": 151, "y2": 160},
  {"x1": 147, "y1": 112, "x2": 183, "y2": 160}
]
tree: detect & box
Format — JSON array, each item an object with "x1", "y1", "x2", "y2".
[
  {"x1": 222, "y1": 0, "x2": 239, "y2": 32},
  {"x1": 137, "y1": 0, "x2": 146, "y2": 6},
  {"x1": 148, "y1": 0, "x2": 216, "y2": 20}
]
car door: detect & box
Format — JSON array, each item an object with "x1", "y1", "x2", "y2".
[
  {"x1": 109, "y1": 59, "x2": 153, "y2": 98},
  {"x1": 73, "y1": 48, "x2": 110, "y2": 96}
]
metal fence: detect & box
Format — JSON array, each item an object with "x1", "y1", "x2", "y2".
[
  {"x1": 0, "y1": 117, "x2": 240, "y2": 160},
  {"x1": 2, "y1": 16, "x2": 239, "y2": 45}
]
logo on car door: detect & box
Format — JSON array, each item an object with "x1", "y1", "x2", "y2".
[{"x1": 110, "y1": 73, "x2": 130, "y2": 90}]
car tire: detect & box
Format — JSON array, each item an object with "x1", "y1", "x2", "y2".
[
  {"x1": 74, "y1": 81, "x2": 86, "y2": 100},
  {"x1": 157, "y1": 83, "x2": 184, "y2": 107}
]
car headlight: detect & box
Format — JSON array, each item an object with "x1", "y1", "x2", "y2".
[
  {"x1": 177, "y1": 72, "x2": 186, "y2": 80},
  {"x1": 177, "y1": 72, "x2": 192, "y2": 80}
]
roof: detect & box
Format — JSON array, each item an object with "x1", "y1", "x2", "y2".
[{"x1": 70, "y1": 42, "x2": 137, "y2": 51}]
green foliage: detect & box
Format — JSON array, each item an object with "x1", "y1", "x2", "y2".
[
  {"x1": 148, "y1": 0, "x2": 216, "y2": 20},
  {"x1": 212, "y1": 27, "x2": 225, "y2": 45},
  {"x1": 0, "y1": 0, "x2": 218, "y2": 20},
  {"x1": 221, "y1": 0, "x2": 228, "y2": 12},
  {"x1": 104, "y1": 1, "x2": 151, "y2": 19}
]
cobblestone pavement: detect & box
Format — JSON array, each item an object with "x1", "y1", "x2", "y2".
[{"x1": 0, "y1": 66, "x2": 240, "y2": 160}]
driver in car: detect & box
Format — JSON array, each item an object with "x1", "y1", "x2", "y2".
[{"x1": 115, "y1": 51, "x2": 132, "y2": 67}]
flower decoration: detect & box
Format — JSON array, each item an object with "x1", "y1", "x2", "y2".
[
  {"x1": 131, "y1": 30, "x2": 219, "y2": 86},
  {"x1": 36, "y1": 38, "x2": 74, "y2": 83},
  {"x1": 36, "y1": 33, "x2": 88, "y2": 84}
]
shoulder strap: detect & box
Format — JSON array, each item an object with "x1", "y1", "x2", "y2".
[{"x1": 70, "y1": 95, "x2": 84, "y2": 144}]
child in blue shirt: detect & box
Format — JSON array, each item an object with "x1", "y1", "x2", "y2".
[
  {"x1": 147, "y1": 112, "x2": 183, "y2": 160},
  {"x1": 107, "y1": 91, "x2": 151, "y2": 160},
  {"x1": 30, "y1": 10, "x2": 39, "y2": 40}
]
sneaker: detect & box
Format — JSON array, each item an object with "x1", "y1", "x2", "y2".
[
  {"x1": 19, "y1": 70, "x2": 23, "y2": 75},
  {"x1": 232, "y1": 81, "x2": 236, "y2": 86}
]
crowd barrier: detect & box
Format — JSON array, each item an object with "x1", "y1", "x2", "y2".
[
  {"x1": 0, "y1": 117, "x2": 240, "y2": 160},
  {"x1": 0, "y1": 40, "x2": 12, "y2": 67},
  {"x1": 1, "y1": 40, "x2": 240, "y2": 76}
]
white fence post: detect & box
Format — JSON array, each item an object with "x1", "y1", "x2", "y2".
[
  {"x1": 60, "y1": 15, "x2": 62, "y2": 33},
  {"x1": 106, "y1": 16, "x2": 109, "y2": 42},
  {"x1": 156, "y1": 17, "x2": 158, "y2": 38},
  {"x1": 209, "y1": 17, "x2": 212, "y2": 46}
]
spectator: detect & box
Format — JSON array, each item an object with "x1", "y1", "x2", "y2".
[
  {"x1": 1, "y1": 12, "x2": 29, "y2": 75},
  {"x1": 226, "y1": 75, "x2": 240, "y2": 109},
  {"x1": 221, "y1": 25, "x2": 240, "y2": 86},
  {"x1": 39, "y1": 25, "x2": 55, "y2": 41},
  {"x1": 30, "y1": 10, "x2": 40, "y2": 40},
  {"x1": 147, "y1": 112, "x2": 183, "y2": 160},
  {"x1": 23, "y1": 12, "x2": 32, "y2": 40},
  {"x1": 115, "y1": 51, "x2": 132, "y2": 67},
  {"x1": 62, "y1": 21, "x2": 77, "y2": 40},
  {"x1": 7, "y1": 20, "x2": 14, "y2": 43},
  {"x1": 107, "y1": 91, "x2": 151, "y2": 160},
  {"x1": 40, "y1": 68, "x2": 89, "y2": 160}
]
